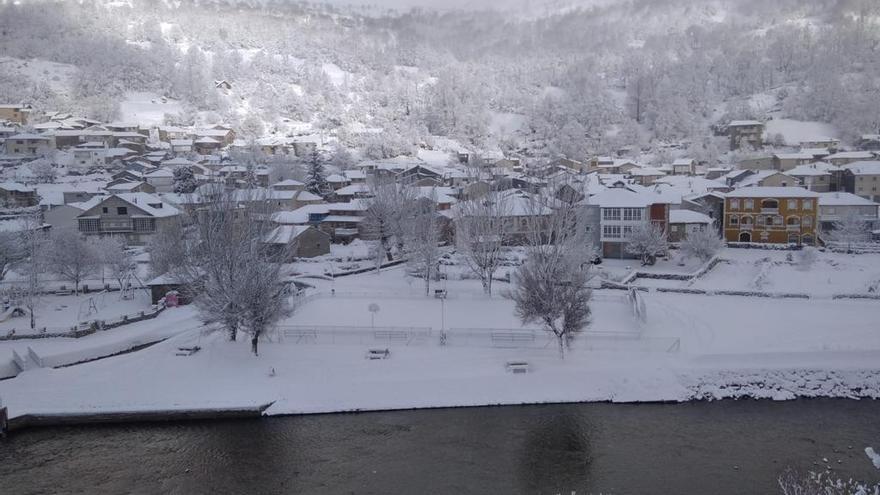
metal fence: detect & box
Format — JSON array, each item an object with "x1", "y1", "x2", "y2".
[{"x1": 276, "y1": 324, "x2": 680, "y2": 353}]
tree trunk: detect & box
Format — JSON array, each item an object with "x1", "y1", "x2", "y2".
[
  {"x1": 229, "y1": 326, "x2": 237, "y2": 341},
  {"x1": 557, "y1": 334, "x2": 565, "y2": 360},
  {"x1": 251, "y1": 335, "x2": 259, "y2": 356}
]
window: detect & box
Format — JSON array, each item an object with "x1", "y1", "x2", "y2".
[
  {"x1": 623, "y1": 225, "x2": 633, "y2": 238},
  {"x1": 787, "y1": 199, "x2": 798, "y2": 209},
  {"x1": 671, "y1": 225, "x2": 679, "y2": 232},
  {"x1": 729, "y1": 199, "x2": 739, "y2": 210},
  {"x1": 133, "y1": 218, "x2": 155, "y2": 232},
  {"x1": 603, "y1": 208, "x2": 621, "y2": 221},
  {"x1": 79, "y1": 218, "x2": 99, "y2": 232},
  {"x1": 761, "y1": 199, "x2": 778, "y2": 209},
  {"x1": 729, "y1": 215, "x2": 739, "y2": 226},
  {"x1": 623, "y1": 208, "x2": 642, "y2": 221},
  {"x1": 102, "y1": 207, "x2": 108, "y2": 214},
  {"x1": 803, "y1": 200, "x2": 813, "y2": 210},
  {"x1": 744, "y1": 199, "x2": 754, "y2": 209},
  {"x1": 803, "y1": 216, "x2": 812, "y2": 228},
  {"x1": 602, "y1": 225, "x2": 621, "y2": 238},
  {"x1": 756, "y1": 215, "x2": 765, "y2": 226},
  {"x1": 116, "y1": 207, "x2": 128, "y2": 215}
]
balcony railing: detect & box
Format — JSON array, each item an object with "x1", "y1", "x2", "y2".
[
  {"x1": 761, "y1": 208, "x2": 779, "y2": 214},
  {"x1": 786, "y1": 225, "x2": 801, "y2": 232},
  {"x1": 739, "y1": 224, "x2": 753, "y2": 231}
]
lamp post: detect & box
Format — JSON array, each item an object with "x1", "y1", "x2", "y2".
[{"x1": 368, "y1": 303, "x2": 380, "y2": 328}]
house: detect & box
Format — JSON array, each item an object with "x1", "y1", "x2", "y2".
[
  {"x1": 671, "y1": 159, "x2": 696, "y2": 176},
  {"x1": 668, "y1": 209, "x2": 713, "y2": 243},
  {"x1": 0, "y1": 104, "x2": 30, "y2": 125},
  {"x1": 170, "y1": 139, "x2": 194, "y2": 154},
  {"x1": 682, "y1": 191, "x2": 726, "y2": 234},
  {"x1": 799, "y1": 137, "x2": 840, "y2": 150},
  {"x1": 787, "y1": 162, "x2": 835, "y2": 192},
  {"x1": 856, "y1": 134, "x2": 880, "y2": 152},
  {"x1": 816, "y1": 192, "x2": 879, "y2": 233},
  {"x1": 326, "y1": 173, "x2": 350, "y2": 190},
  {"x1": 5, "y1": 133, "x2": 51, "y2": 156},
  {"x1": 263, "y1": 225, "x2": 331, "y2": 260},
  {"x1": 627, "y1": 167, "x2": 667, "y2": 186},
  {"x1": 0, "y1": 182, "x2": 38, "y2": 208},
  {"x1": 772, "y1": 153, "x2": 814, "y2": 172},
  {"x1": 737, "y1": 170, "x2": 801, "y2": 188},
  {"x1": 76, "y1": 193, "x2": 181, "y2": 245},
  {"x1": 737, "y1": 155, "x2": 775, "y2": 170},
  {"x1": 826, "y1": 151, "x2": 875, "y2": 167},
  {"x1": 62, "y1": 189, "x2": 102, "y2": 205},
  {"x1": 271, "y1": 179, "x2": 306, "y2": 192},
  {"x1": 333, "y1": 183, "x2": 373, "y2": 202},
  {"x1": 398, "y1": 165, "x2": 443, "y2": 186},
  {"x1": 842, "y1": 161, "x2": 880, "y2": 202},
  {"x1": 106, "y1": 181, "x2": 157, "y2": 194},
  {"x1": 291, "y1": 140, "x2": 317, "y2": 157},
  {"x1": 728, "y1": 120, "x2": 764, "y2": 150},
  {"x1": 146, "y1": 273, "x2": 192, "y2": 305},
  {"x1": 723, "y1": 187, "x2": 819, "y2": 245},
  {"x1": 590, "y1": 184, "x2": 670, "y2": 259},
  {"x1": 194, "y1": 128, "x2": 235, "y2": 147},
  {"x1": 194, "y1": 137, "x2": 222, "y2": 155},
  {"x1": 144, "y1": 168, "x2": 176, "y2": 193}
]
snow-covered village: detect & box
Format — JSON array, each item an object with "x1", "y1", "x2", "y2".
[{"x1": 0, "y1": 0, "x2": 879, "y2": 493}]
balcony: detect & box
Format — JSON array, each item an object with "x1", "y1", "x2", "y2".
[
  {"x1": 739, "y1": 224, "x2": 753, "y2": 231},
  {"x1": 761, "y1": 208, "x2": 779, "y2": 214},
  {"x1": 786, "y1": 225, "x2": 801, "y2": 232}
]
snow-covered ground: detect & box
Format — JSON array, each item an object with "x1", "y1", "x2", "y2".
[
  {"x1": 1, "y1": 258, "x2": 879, "y2": 420},
  {"x1": 0, "y1": 56, "x2": 77, "y2": 95},
  {"x1": 0, "y1": 291, "x2": 154, "y2": 336},
  {"x1": 118, "y1": 91, "x2": 183, "y2": 126},
  {"x1": 764, "y1": 118, "x2": 839, "y2": 146}
]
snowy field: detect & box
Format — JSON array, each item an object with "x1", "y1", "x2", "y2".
[
  {"x1": 118, "y1": 91, "x2": 183, "y2": 126},
  {"x1": 1, "y1": 261, "x2": 879, "y2": 419}
]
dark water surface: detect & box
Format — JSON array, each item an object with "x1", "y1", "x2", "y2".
[{"x1": 2, "y1": 399, "x2": 879, "y2": 494}]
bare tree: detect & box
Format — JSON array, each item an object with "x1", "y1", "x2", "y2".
[
  {"x1": 679, "y1": 226, "x2": 724, "y2": 262},
  {"x1": 454, "y1": 191, "x2": 510, "y2": 295},
  {"x1": 94, "y1": 237, "x2": 136, "y2": 294},
  {"x1": 625, "y1": 223, "x2": 668, "y2": 265},
  {"x1": 362, "y1": 180, "x2": 415, "y2": 268},
  {"x1": 507, "y1": 194, "x2": 594, "y2": 358},
  {"x1": 147, "y1": 216, "x2": 188, "y2": 278},
  {"x1": 15, "y1": 214, "x2": 47, "y2": 330},
  {"x1": 0, "y1": 231, "x2": 24, "y2": 282},
  {"x1": 45, "y1": 228, "x2": 100, "y2": 295},
  {"x1": 828, "y1": 211, "x2": 870, "y2": 253},
  {"x1": 405, "y1": 194, "x2": 441, "y2": 296}
]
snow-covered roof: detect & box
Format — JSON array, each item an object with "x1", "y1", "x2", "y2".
[
  {"x1": 8, "y1": 133, "x2": 49, "y2": 140},
  {"x1": 669, "y1": 209, "x2": 712, "y2": 224},
  {"x1": 737, "y1": 170, "x2": 795, "y2": 188},
  {"x1": 827, "y1": 151, "x2": 874, "y2": 160},
  {"x1": 335, "y1": 184, "x2": 371, "y2": 196},
  {"x1": 842, "y1": 161, "x2": 880, "y2": 175},
  {"x1": 272, "y1": 179, "x2": 305, "y2": 188},
  {"x1": 817, "y1": 192, "x2": 880, "y2": 207},
  {"x1": 264, "y1": 225, "x2": 314, "y2": 244},
  {"x1": 107, "y1": 181, "x2": 148, "y2": 191},
  {"x1": 0, "y1": 181, "x2": 35, "y2": 193},
  {"x1": 728, "y1": 120, "x2": 762, "y2": 127},
  {"x1": 590, "y1": 186, "x2": 654, "y2": 208},
  {"x1": 326, "y1": 174, "x2": 347, "y2": 183},
  {"x1": 786, "y1": 162, "x2": 834, "y2": 176},
  {"x1": 145, "y1": 168, "x2": 174, "y2": 178},
  {"x1": 672, "y1": 159, "x2": 695, "y2": 166},
  {"x1": 628, "y1": 167, "x2": 667, "y2": 177},
  {"x1": 343, "y1": 170, "x2": 366, "y2": 180},
  {"x1": 78, "y1": 193, "x2": 180, "y2": 218},
  {"x1": 773, "y1": 152, "x2": 814, "y2": 160},
  {"x1": 725, "y1": 187, "x2": 819, "y2": 198}
]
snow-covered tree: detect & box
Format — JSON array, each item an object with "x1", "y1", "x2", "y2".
[
  {"x1": 45, "y1": 228, "x2": 99, "y2": 295},
  {"x1": 0, "y1": 231, "x2": 23, "y2": 283},
  {"x1": 147, "y1": 218, "x2": 187, "y2": 279},
  {"x1": 177, "y1": 191, "x2": 290, "y2": 354},
  {"x1": 454, "y1": 192, "x2": 510, "y2": 295},
  {"x1": 305, "y1": 150, "x2": 331, "y2": 197},
  {"x1": 507, "y1": 197, "x2": 594, "y2": 358},
  {"x1": 828, "y1": 211, "x2": 870, "y2": 253},
  {"x1": 625, "y1": 223, "x2": 668, "y2": 266},
  {"x1": 796, "y1": 246, "x2": 818, "y2": 271},
  {"x1": 679, "y1": 226, "x2": 724, "y2": 262},
  {"x1": 173, "y1": 166, "x2": 198, "y2": 194}
]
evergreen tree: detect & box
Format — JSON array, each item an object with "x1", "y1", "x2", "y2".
[
  {"x1": 305, "y1": 151, "x2": 330, "y2": 197},
  {"x1": 173, "y1": 166, "x2": 198, "y2": 194}
]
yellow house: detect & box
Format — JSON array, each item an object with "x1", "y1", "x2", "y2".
[
  {"x1": 724, "y1": 187, "x2": 819, "y2": 245},
  {"x1": 0, "y1": 104, "x2": 30, "y2": 125}
]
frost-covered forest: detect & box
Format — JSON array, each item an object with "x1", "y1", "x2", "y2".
[{"x1": 1, "y1": 0, "x2": 879, "y2": 159}]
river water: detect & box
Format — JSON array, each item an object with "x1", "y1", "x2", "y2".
[{"x1": 2, "y1": 399, "x2": 879, "y2": 494}]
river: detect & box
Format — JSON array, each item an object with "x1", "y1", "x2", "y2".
[{"x1": 2, "y1": 399, "x2": 879, "y2": 494}]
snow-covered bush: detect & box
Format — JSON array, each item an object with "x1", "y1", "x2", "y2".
[
  {"x1": 679, "y1": 228, "x2": 723, "y2": 262},
  {"x1": 797, "y1": 247, "x2": 818, "y2": 271}
]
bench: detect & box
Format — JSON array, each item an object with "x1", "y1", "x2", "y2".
[
  {"x1": 374, "y1": 330, "x2": 409, "y2": 341},
  {"x1": 365, "y1": 348, "x2": 390, "y2": 360},
  {"x1": 506, "y1": 361, "x2": 530, "y2": 374},
  {"x1": 54, "y1": 290, "x2": 73, "y2": 296},
  {"x1": 175, "y1": 346, "x2": 201, "y2": 356},
  {"x1": 491, "y1": 332, "x2": 535, "y2": 347}
]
